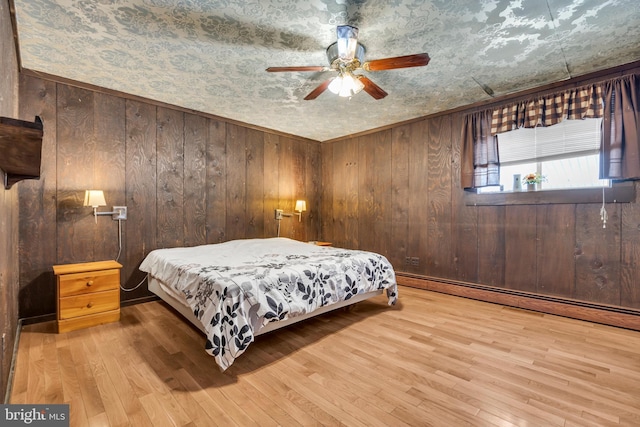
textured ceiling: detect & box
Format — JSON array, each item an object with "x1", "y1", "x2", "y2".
[{"x1": 13, "y1": 0, "x2": 640, "y2": 142}]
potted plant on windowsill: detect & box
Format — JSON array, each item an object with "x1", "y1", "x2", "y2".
[{"x1": 522, "y1": 173, "x2": 546, "y2": 191}]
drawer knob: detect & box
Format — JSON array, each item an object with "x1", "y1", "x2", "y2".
[
  {"x1": 87, "y1": 302, "x2": 94, "y2": 309},
  {"x1": 86, "y1": 280, "x2": 94, "y2": 287}
]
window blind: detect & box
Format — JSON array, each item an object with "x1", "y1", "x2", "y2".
[{"x1": 497, "y1": 118, "x2": 602, "y2": 166}]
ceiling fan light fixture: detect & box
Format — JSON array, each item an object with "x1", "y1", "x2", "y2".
[
  {"x1": 347, "y1": 75, "x2": 365, "y2": 97},
  {"x1": 328, "y1": 72, "x2": 364, "y2": 97},
  {"x1": 336, "y1": 25, "x2": 359, "y2": 60},
  {"x1": 328, "y1": 76, "x2": 342, "y2": 95}
]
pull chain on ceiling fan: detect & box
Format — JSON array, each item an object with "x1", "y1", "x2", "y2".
[{"x1": 267, "y1": 25, "x2": 430, "y2": 100}]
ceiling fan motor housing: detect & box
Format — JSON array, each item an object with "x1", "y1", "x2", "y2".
[{"x1": 326, "y1": 42, "x2": 366, "y2": 70}]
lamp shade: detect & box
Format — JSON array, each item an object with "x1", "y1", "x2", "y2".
[
  {"x1": 84, "y1": 190, "x2": 106, "y2": 208},
  {"x1": 328, "y1": 72, "x2": 364, "y2": 97},
  {"x1": 295, "y1": 200, "x2": 307, "y2": 212},
  {"x1": 328, "y1": 76, "x2": 343, "y2": 95}
]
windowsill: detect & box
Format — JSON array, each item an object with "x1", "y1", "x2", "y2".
[{"x1": 465, "y1": 181, "x2": 635, "y2": 206}]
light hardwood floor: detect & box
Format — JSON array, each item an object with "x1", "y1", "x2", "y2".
[{"x1": 9, "y1": 286, "x2": 640, "y2": 426}]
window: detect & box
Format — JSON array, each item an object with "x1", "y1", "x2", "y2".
[{"x1": 479, "y1": 118, "x2": 610, "y2": 193}]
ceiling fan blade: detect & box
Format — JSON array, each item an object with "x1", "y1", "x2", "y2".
[
  {"x1": 363, "y1": 53, "x2": 430, "y2": 71},
  {"x1": 266, "y1": 66, "x2": 327, "y2": 72},
  {"x1": 359, "y1": 76, "x2": 388, "y2": 100},
  {"x1": 304, "y1": 79, "x2": 334, "y2": 100}
]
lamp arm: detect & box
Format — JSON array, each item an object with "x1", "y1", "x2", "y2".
[
  {"x1": 282, "y1": 212, "x2": 302, "y2": 222},
  {"x1": 281, "y1": 211, "x2": 303, "y2": 221},
  {"x1": 92, "y1": 206, "x2": 128, "y2": 222},
  {"x1": 275, "y1": 209, "x2": 304, "y2": 222}
]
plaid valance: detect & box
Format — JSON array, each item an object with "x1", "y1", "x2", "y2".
[{"x1": 490, "y1": 84, "x2": 603, "y2": 135}]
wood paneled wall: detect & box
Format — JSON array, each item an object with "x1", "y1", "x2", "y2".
[
  {"x1": 17, "y1": 76, "x2": 321, "y2": 319},
  {"x1": 322, "y1": 85, "x2": 640, "y2": 312},
  {"x1": 14, "y1": 61, "x2": 640, "y2": 322},
  {"x1": 0, "y1": 185, "x2": 18, "y2": 400},
  {"x1": 0, "y1": 0, "x2": 19, "y2": 400}
]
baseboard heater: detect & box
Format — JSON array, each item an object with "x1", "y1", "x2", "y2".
[{"x1": 396, "y1": 273, "x2": 640, "y2": 332}]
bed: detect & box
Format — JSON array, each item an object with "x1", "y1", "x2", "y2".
[{"x1": 139, "y1": 237, "x2": 398, "y2": 370}]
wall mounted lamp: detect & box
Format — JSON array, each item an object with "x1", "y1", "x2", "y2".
[
  {"x1": 275, "y1": 199, "x2": 307, "y2": 222},
  {"x1": 274, "y1": 199, "x2": 307, "y2": 237},
  {"x1": 83, "y1": 190, "x2": 127, "y2": 223}
]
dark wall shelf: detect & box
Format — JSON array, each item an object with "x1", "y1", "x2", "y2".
[{"x1": 0, "y1": 116, "x2": 43, "y2": 189}]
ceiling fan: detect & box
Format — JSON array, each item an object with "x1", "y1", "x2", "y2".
[{"x1": 267, "y1": 25, "x2": 430, "y2": 100}]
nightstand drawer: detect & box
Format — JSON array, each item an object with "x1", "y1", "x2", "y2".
[
  {"x1": 58, "y1": 269, "x2": 120, "y2": 297},
  {"x1": 59, "y1": 290, "x2": 120, "y2": 320}
]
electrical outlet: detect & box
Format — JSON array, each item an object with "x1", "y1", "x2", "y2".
[
  {"x1": 411, "y1": 257, "x2": 419, "y2": 266},
  {"x1": 404, "y1": 256, "x2": 411, "y2": 265},
  {"x1": 275, "y1": 209, "x2": 284, "y2": 220},
  {"x1": 112, "y1": 206, "x2": 127, "y2": 220}
]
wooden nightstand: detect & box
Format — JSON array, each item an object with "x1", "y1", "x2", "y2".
[{"x1": 53, "y1": 260, "x2": 122, "y2": 333}]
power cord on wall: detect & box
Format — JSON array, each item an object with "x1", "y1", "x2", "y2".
[
  {"x1": 599, "y1": 146, "x2": 608, "y2": 229},
  {"x1": 600, "y1": 186, "x2": 608, "y2": 229}
]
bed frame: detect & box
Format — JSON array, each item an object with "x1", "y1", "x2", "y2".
[{"x1": 148, "y1": 275, "x2": 383, "y2": 336}]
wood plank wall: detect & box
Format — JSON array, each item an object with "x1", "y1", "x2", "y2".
[
  {"x1": 17, "y1": 75, "x2": 321, "y2": 319},
  {"x1": 0, "y1": 0, "x2": 19, "y2": 400},
  {"x1": 13, "y1": 63, "x2": 640, "y2": 322},
  {"x1": 321, "y1": 70, "x2": 640, "y2": 312}
]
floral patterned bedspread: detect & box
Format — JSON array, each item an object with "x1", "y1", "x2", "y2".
[{"x1": 139, "y1": 238, "x2": 398, "y2": 370}]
